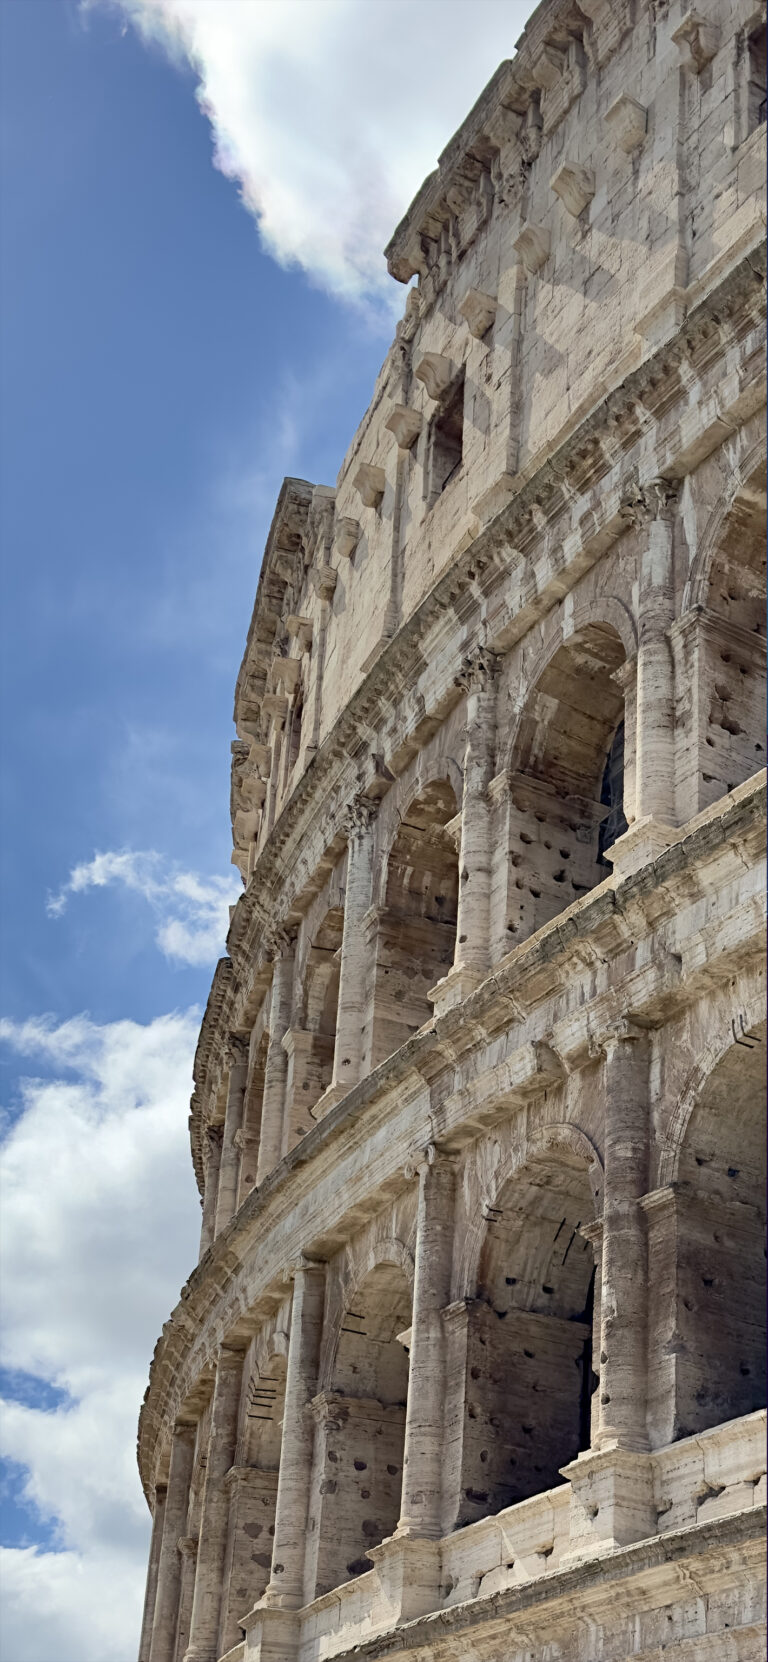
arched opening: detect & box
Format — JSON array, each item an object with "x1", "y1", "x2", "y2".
[
  {"x1": 282, "y1": 905, "x2": 343, "y2": 1150},
  {"x1": 446, "y1": 1147, "x2": 597, "y2": 1531},
  {"x1": 237, "y1": 1033, "x2": 268, "y2": 1208},
  {"x1": 306, "y1": 1263, "x2": 411, "y2": 1599},
  {"x1": 506, "y1": 624, "x2": 627, "y2": 947},
  {"x1": 287, "y1": 683, "x2": 304, "y2": 777},
  {"x1": 368, "y1": 778, "x2": 459, "y2": 1069},
  {"x1": 687, "y1": 461, "x2": 767, "y2": 814},
  {"x1": 220, "y1": 1355, "x2": 288, "y2": 1650},
  {"x1": 654, "y1": 1029, "x2": 766, "y2": 1444}
]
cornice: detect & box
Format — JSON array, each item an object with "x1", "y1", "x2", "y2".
[
  {"x1": 142, "y1": 772, "x2": 766, "y2": 1497},
  {"x1": 384, "y1": 0, "x2": 630, "y2": 284},
  {"x1": 188, "y1": 244, "x2": 766, "y2": 1187}
]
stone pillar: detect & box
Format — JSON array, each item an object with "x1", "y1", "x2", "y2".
[
  {"x1": 397, "y1": 1146, "x2": 456, "y2": 1537},
  {"x1": 256, "y1": 936, "x2": 295, "y2": 1186},
  {"x1": 635, "y1": 479, "x2": 678, "y2": 827},
  {"x1": 214, "y1": 1035, "x2": 250, "y2": 1238},
  {"x1": 183, "y1": 1346, "x2": 245, "y2": 1662},
  {"x1": 138, "y1": 1485, "x2": 166, "y2": 1662},
  {"x1": 263, "y1": 1259, "x2": 326, "y2": 1609},
  {"x1": 453, "y1": 648, "x2": 497, "y2": 984},
  {"x1": 199, "y1": 1127, "x2": 222, "y2": 1259},
  {"x1": 148, "y1": 1421, "x2": 196, "y2": 1662},
  {"x1": 596, "y1": 1020, "x2": 651, "y2": 1453},
  {"x1": 330, "y1": 799, "x2": 377, "y2": 1097},
  {"x1": 175, "y1": 1537, "x2": 199, "y2": 1662}
]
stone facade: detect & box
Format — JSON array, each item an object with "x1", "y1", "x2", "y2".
[{"x1": 137, "y1": 3, "x2": 767, "y2": 1660}]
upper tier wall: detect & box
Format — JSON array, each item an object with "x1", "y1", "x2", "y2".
[{"x1": 230, "y1": 0, "x2": 766, "y2": 883}]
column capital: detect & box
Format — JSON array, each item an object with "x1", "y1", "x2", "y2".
[
  {"x1": 638, "y1": 1184, "x2": 677, "y2": 1219},
  {"x1": 225, "y1": 1031, "x2": 249, "y2": 1068},
  {"x1": 403, "y1": 1140, "x2": 457, "y2": 1182},
  {"x1": 591, "y1": 1013, "x2": 649, "y2": 1057},
  {"x1": 342, "y1": 794, "x2": 379, "y2": 840},
  {"x1": 619, "y1": 476, "x2": 680, "y2": 528},
  {"x1": 215, "y1": 1342, "x2": 247, "y2": 1371},
  {"x1": 176, "y1": 1535, "x2": 198, "y2": 1560},
  {"x1": 283, "y1": 1253, "x2": 326, "y2": 1283},
  {"x1": 265, "y1": 924, "x2": 297, "y2": 963},
  {"x1": 454, "y1": 644, "x2": 498, "y2": 695}
]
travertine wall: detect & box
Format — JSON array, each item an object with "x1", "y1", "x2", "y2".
[{"x1": 137, "y1": 2, "x2": 767, "y2": 1661}]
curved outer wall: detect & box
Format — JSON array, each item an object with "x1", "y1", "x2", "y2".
[{"x1": 138, "y1": 4, "x2": 768, "y2": 1662}]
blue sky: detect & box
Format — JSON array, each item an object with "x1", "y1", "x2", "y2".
[{"x1": 0, "y1": 2, "x2": 528, "y2": 1655}]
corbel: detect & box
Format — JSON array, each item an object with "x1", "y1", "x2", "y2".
[
  {"x1": 285, "y1": 615, "x2": 313, "y2": 652},
  {"x1": 413, "y1": 351, "x2": 455, "y2": 400},
  {"x1": 352, "y1": 463, "x2": 386, "y2": 509},
  {"x1": 671, "y1": 11, "x2": 719, "y2": 72},
  {"x1": 458, "y1": 287, "x2": 498, "y2": 339},
  {"x1": 385, "y1": 405, "x2": 423, "y2": 450},
  {"x1": 513, "y1": 222, "x2": 551, "y2": 273},
  {"x1": 604, "y1": 93, "x2": 647, "y2": 154},
  {"x1": 334, "y1": 517, "x2": 361, "y2": 559},
  {"x1": 550, "y1": 160, "x2": 595, "y2": 217}
]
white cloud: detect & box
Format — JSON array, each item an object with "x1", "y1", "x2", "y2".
[
  {"x1": 0, "y1": 1010, "x2": 202, "y2": 1662},
  {"x1": 47, "y1": 848, "x2": 240, "y2": 966},
  {"x1": 93, "y1": 0, "x2": 530, "y2": 303}
]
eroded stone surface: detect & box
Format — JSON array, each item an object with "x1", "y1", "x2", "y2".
[{"x1": 138, "y1": 2, "x2": 767, "y2": 1660}]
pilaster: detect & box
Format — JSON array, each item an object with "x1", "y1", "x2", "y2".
[
  {"x1": 184, "y1": 1346, "x2": 245, "y2": 1662},
  {"x1": 149, "y1": 1421, "x2": 196, "y2": 1662},
  {"x1": 595, "y1": 1018, "x2": 651, "y2": 1454},
  {"x1": 138, "y1": 1484, "x2": 166, "y2": 1662},
  {"x1": 214, "y1": 1035, "x2": 250, "y2": 1238},
  {"x1": 255, "y1": 937, "x2": 296, "y2": 1186},
  {"x1": 397, "y1": 1145, "x2": 455, "y2": 1549},
  {"x1": 261, "y1": 1258, "x2": 326, "y2": 1612}
]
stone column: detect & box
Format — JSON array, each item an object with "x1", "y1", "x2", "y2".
[
  {"x1": 256, "y1": 935, "x2": 296, "y2": 1186},
  {"x1": 183, "y1": 1346, "x2": 245, "y2": 1662},
  {"x1": 175, "y1": 1537, "x2": 199, "y2": 1662},
  {"x1": 263, "y1": 1259, "x2": 326, "y2": 1609},
  {"x1": 453, "y1": 649, "x2": 497, "y2": 985},
  {"x1": 138, "y1": 1484, "x2": 166, "y2": 1662},
  {"x1": 397, "y1": 1146, "x2": 456, "y2": 1538},
  {"x1": 596, "y1": 1020, "x2": 651, "y2": 1453},
  {"x1": 635, "y1": 479, "x2": 679, "y2": 827},
  {"x1": 199, "y1": 1127, "x2": 222, "y2": 1259},
  {"x1": 214, "y1": 1035, "x2": 250, "y2": 1238},
  {"x1": 330, "y1": 799, "x2": 377, "y2": 1097},
  {"x1": 149, "y1": 1421, "x2": 196, "y2": 1662}
]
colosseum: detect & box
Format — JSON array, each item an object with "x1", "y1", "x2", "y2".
[{"x1": 137, "y1": 3, "x2": 767, "y2": 1660}]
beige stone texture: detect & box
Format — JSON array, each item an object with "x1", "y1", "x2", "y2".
[{"x1": 137, "y1": 3, "x2": 767, "y2": 1662}]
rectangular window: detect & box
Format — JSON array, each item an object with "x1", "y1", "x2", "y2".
[
  {"x1": 427, "y1": 371, "x2": 464, "y2": 503},
  {"x1": 747, "y1": 22, "x2": 767, "y2": 133}
]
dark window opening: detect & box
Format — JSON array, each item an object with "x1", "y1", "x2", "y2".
[
  {"x1": 598, "y1": 720, "x2": 627, "y2": 864},
  {"x1": 748, "y1": 23, "x2": 767, "y2": 131},
  {"x1": 429, "y1": 373, "x2": 464, "y2": 500}
]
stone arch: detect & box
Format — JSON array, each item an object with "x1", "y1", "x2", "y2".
[
  {"x1": 647, "y1": 1013, "x2": 766, "y2": 1447},
  {"x1": 306, "y1": 1250, "x2": 412, "y2": 1600},
  {"x1": 458, "y1": 1122, "x2": 603, "y2": 1305},
  {"x1": 500, "y1": 619, "x2": 629, "y2": 950},
  {"x1": 446, "y1": 1121, "x2": 602, "y2": 1531},
  {"x1": 367, "y1": 772, "x2": 460, "y2": 1068},
  {"x1": 658, "y1": 985, "x2": 766, "y2": 1187},
  {"x1": 675, "y1": 446, "x2": 766, "y2": 816},
  {"x1": 683, "y1": 438, "x2": 768, "y2": 615},
  {"x1": 319, "y1": 1237, "x2": 415, "y2": 1392}
]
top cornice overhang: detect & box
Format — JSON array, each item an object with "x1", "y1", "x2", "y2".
[{"x1": 385, "y1": 0, "x2": 596, "y2": 282}]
